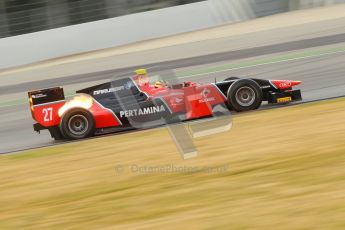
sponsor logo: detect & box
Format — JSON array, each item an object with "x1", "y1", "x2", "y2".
[
  {"x1": 279, "y1": 81, "x2": 292, "y2": 88},
  {"x1": 93, "y1": 86, "x2": 125, "y2": 95},
  {"x1": 198, "y1": 88, "x2": 215, "y2": 103},
  {"x1": 120, "y1": 105, "x2": 166, "y2": 118},
  {"x1": 260, "y1": 85, "x2": 271, "y2": 89},
  {"x1": 202, "y1": 88, "x2": 211, "y2": 97},
  {"x1": 277, "y1": 97, "x2": 292, "y2": 103},
  {"x1": 175, "y1": 98, "x2": 183, "y2": 104},
  {"x1": 199, "y1": 97, "x2": 215, "y2": 103},
  {"x1": 124, "y1": 81, "x2": 133, "y2": 90},
  {"x1": 32, "y1": 94, "x2": 47, "y2": 99}
]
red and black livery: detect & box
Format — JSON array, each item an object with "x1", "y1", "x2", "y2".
[{"x1": 28, "y1": 74, "x2": 302, "y2": 140}]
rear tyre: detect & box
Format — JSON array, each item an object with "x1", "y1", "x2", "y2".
[
  {"x1": 59, "y1": 109, "x2": 95, "y2": 140},
  {"x1": 227, "y1": 79, "x2": 262, "y2": 112}
]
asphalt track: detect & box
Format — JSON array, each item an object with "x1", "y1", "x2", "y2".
[{"x1": 1, "y1": 35, "x2": 345, "y2": 154}]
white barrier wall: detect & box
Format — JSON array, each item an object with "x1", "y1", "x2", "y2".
[
  {"x1": 289, "y1": 0, "x2": 345, "y2": 9},
  {"x1": 0, "y1": 0, "x2": 344, "y2": 70},
  {"x1": 0, "y1": 1, "x2": 249, "y2": 70}
]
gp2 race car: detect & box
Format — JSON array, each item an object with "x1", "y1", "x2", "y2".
[{"x1": 28, "y1": 69, "x2": 302, "y2": 140}]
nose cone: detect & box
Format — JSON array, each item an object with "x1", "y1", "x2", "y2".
[
  {"x1": 271, "y1": 80, "x2": 302, "y2": 90},
  {"x1": 291, "y1": 81, "x2": 302, "y2": 87}
]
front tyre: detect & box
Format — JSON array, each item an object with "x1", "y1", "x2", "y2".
[
  {"x1": 227, "y1": 79, "x2": 263, "y2": 112},
  {"x1": 224, "y1": 76, "x2": 240, "y2": 81},
  {"x1": 59, "y1": 109, "x2": 95, "y2": 140}
]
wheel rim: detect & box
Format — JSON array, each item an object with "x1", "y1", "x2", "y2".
[
  {"x1": 67, "y1": 114, "x2": 89, "y2": 136},
  {"x1": 235, "y1": 86, "x2": 256, "y2": 107}
]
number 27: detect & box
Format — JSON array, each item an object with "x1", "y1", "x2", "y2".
[{"x1": 43, "y1": 108, "x2": 53, "y2": 122}]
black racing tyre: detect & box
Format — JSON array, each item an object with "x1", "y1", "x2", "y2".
[
  {"x1": 227, "y1": 79, "x2": 263, "y2": 112},
  {"x1": 59, "y1": 109, "x2": 95, "y2": 140},
  {"x1": 224, "y1": 77, "x2": 240, "y2": 81}
]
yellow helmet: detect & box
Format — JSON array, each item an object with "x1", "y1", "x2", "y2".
[{"x1": 135, "y1": 68, "x2": 147, "y2": 75}]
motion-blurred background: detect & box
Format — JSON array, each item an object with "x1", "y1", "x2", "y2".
[
  {"x1": 1, "y1": 0, "x2": 345, "y2": 38},
  {"x1": 0, "y1": 0, "x2": 202, "y2": 38},
  {"x1": 1, "y1": 0, "x2": 345, "y2": 70}
]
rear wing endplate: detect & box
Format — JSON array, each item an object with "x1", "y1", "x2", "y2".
[{"x1": 28, "y1": 87, "x2": 65, "y2": 106}]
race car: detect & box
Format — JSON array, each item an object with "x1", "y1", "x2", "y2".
[{"x1": 28, "y1": 69, "x2": 302, "y2": 140}]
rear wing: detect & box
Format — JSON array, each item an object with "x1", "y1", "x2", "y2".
[
  {"x1": 28, "y1": 87, "x2": 65, "y2": 117},
  {"x1": 28, "y1": 87, "x2": 65, "y2": 106}
]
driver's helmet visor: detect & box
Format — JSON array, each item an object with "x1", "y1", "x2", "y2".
[{"x1": 154, "y1": 81, "x2": 163, "y2": 88}]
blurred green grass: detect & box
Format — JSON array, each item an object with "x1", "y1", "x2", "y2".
[{"x1": 1, "y1": 99, "x2": 345, "y2": 229}]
